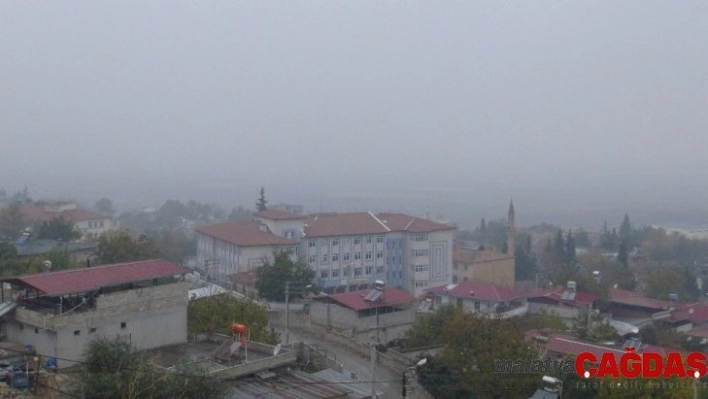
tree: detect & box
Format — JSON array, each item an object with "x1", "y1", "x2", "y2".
[
  {"x1": 188, "y1": 294, "x2": 278, "y2": 344},
  {"x1": 480, "y1": 218, "x2": 487, "y2": 233},
  {"x1": 96, "y1": 230, "x2": 158, "y2": 265},
  {"x1": 619, "y1": 213, "x2": 632, "y2": 238},
  {"x1": 256, "y1": 251, "x2": 314, "y2": 301},
  {"x1": 152, "y1": 228, "x2": 195, "y2": 265},
  {"x1": 575, "y1": 229, "x2": 591, "y2": 248},
  {"x1": 71, "y1": 336, "x2": 230, "y2": 399},
  {"x1": 564, "y1": 230, "x2": 576, "y2": 264},
  {"x1": 95, "y1": 197, "x2": 115, "y2": 215},
  {"x1": 403, "y1": 304, "x2": 459, "y2": 349},
  {"x1": 0, "y1": 241, "x2": 22, "y2": 276},
  {"x1": 256, "y1": 187, "x2": 268, "y2": 212},
  {"x1": 228, "y1": 206, "x2": 253, "y2": 222},
  {"x1": 36, "y1": 216, "x2": 81, "y2": 241},
  {"x1": 0, "y1": 203, "x2": 26, "y2": 239},
  {"x1": 617, "y1": 238, "x2": 629, "y2": 266}
]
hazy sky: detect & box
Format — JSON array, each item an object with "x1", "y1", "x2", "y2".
[{"x1": 2, "y1": 1, "x2": 707, "y2": 227}]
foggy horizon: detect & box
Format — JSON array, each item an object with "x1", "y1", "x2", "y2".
[{"x1": 2, "y1": 2, "x2": 707, "y2": 231}]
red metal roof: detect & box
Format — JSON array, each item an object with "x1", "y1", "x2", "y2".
[
  {"x1": 526, "y1": 330, "x2": 672, "y2": 361},
  {"x1": 527, "y1": 286, "x2": 598, "y2": 309},
  {"x1": 196, "y1": 221, "x2": 297, "y2": 247},
  {"x1": 427, "y1": 280, "x2": 526, "y2": 302},
  {"x1": 670, "y1": 302, "x2": 708, "y2": 324},
  {"x1": 2, "y1": 259, "x2": 188, "y2": 296},
  {"x1": 609, "y1": 288, "x2": 671, "y2": 310},
  {"x1": 254, "y1": 209, "x2": 305, "y2": 220},
  {"x1": 326, "y1": 287, "x2": 416, "y2": 311}
]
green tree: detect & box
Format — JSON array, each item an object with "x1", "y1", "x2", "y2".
[
  {"x1": 228, "y1": 206, "x2": 253, "y2": 222},
  {"x1": 256, "y1": 187, "x2": 268, "y2": 212},
  {"x1": 514, "y1": 234, "x2": 538, "y2": 281},
  {"x1": 565, "y1": 230, "x2": 576, "y2": 264},
  {"x1": 0, "y1": 241, "x2": 22, "y2": 276},
  {"x1": 619, "y1": 213, "x2": 632, "y2": 238},
  {"x1": 152, "y1": 228, "x2": 195, "y2": 264},
  {"x1": 96, "y1": 230, "x2": 158, "y2": 265},
  {"x1": 188, "y1": 294, "x2": 278, "y2": 344},
  {"x1": 403, "y1": 304, "x2": 460, "y2": 349},
  {"x1": 71, "y1": 336, "x2": 230, "y2": 399},
  {"x1": 256, "y1": 251, "x2": 314, "y2": 301},
  {"x1": 25, "y1": 247, "x2": 73, "y2": 273},
  {"x1": 0, "y1": 203, "x2": 26, "y2": 239},
  {"x1": 36, "y1": 216, "x2": 81, "y2": 241},
  {"x1": 95, "y1": 197, "x2": 115, "y2": 215},
  {"x1": 480, "y1": 217, "x2": 487, "y2": 233},
  {"x1": 617, "y1": 238, "x2": 629, "y2": 266},
  {"x1": 574, "y1": 229, "x2": 591, "y2": 248}
]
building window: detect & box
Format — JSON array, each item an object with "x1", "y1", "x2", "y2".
[
  {"x1": 365, "y1": 252, "x2": 373, "y2": 260},
  {"x1": 121, "y1": 322, "x2": 127, "y2": 329},
  {"x1": 309, "y1": 241, "x2": 316, "y2": 248},
  {"x1": 34, "y1": 328, "x2": 39, "y2": 334},
  {"x1": 343, "y1": 253, "x2": 350, "y2": 261},
  {"x1": 412, "y1": 249, "x2": 429, "y2": 257},
  {"x1": 474, "y1": 301, "x2": 481, "y2": 311},
  {"x1": 342, "y1": 237, "x2": 351, "y2": 245},
  {"x1": 376, "y1": 251, "x2": 383, "y2": 259},
  {"x1": 320, "y1": 239, "x2": 329, "y2": 246},
  {"x1": 375, "y1": 266, "x2": 384, "y2": 274},
  {"x1": 343, "y1": 268, "x2": 350, "y2": 277},
  {"x1": 332, "y1": 254, "x2": 339, "y2": 262},
  {"x1": 309, "y1": 255, "x2": 316, "y2": 264},
  {"x1": 367, "y1": 235, "x2": 373, "y2": 244},
  {"x1": 90, "y1": 328, "x2": 97, "y2": 334},
  {"x1": 332, "y1": 269, "x2": 340, "y2": 278},
  {"x1": 354, "y1": 268, "x2": 363, "y2": 277},
  {"x1": 376, "y1": 235, "x2": 384, "y2": 243},
  {"x1": 415, "y1": 280, "x2": 428, "y2": 288},
  {"x1": 322, "y1": 254, "x2": 329, "y2": 263},
  {"x1": 365, "y1": 266, "x2": 373, "y2": 275},
  {"x1": 332, "y1": 239, "x2": 339, "y2": 246},
  {"x1": 321, "y1": 270, "x2": 329, "y2": 279},
  {"x1": 74, "y1": 330, "x2": 81, "y2": 336},
  {"x1": 354, "y1": 253, "x2": 361, "y2": 260},
  {"x1": 414, "y1": 265, "x2": 429, "y2": 273},
  {"x1": 354, "y1": 237, "x2": 361, "y2": 245},
  {"x1": 414, "y1": 234, "x2": 428, "y2": 242}
]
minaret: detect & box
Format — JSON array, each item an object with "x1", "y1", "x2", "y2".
[{"x1": 506, "y1": 199, "x2": 515, "y2": 255}]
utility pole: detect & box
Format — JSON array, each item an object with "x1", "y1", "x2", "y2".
[
  {"x1": 285, "y1": 282, "x2": 290, "y2": 345},
  {"x1": 370, "y1": 344, "x2": 377, "y2": 398}
]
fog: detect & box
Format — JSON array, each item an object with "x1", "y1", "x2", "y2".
[{"x1": 2, "y1": 1, "x2": 707, "y2": 229}]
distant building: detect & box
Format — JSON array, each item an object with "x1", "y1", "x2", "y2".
[
  {"x1": 452, "y1": 245, "x2": 515, "y2": 287},
  {"x1": 527, "y1": 282, "x2": 599, "y2": 325},
  {"x1": 195, "y1": 221, "x2": 297, "y2": 280},
  {"x1": 267, "y1": 203, "x2": 305, "y2": 215},
  {"x1": 302, "y1": 212, "x2": 455, "y2": 297},
  {"x1": 17, "y1": 202, "x2": 113, "y2": 241},
  {"x1": 1, "y1": 259, "x2": 190, "y2": 367},
  {"x1": 608, "y1": 287, "x2": 672, "y2": 326}
]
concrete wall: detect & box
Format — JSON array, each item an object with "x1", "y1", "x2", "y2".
[
  {"x1": 11, "y1": 282, "x2": 188, "y2": 367},
  {"x1": 527, "y1": 302, "x2": 581, "y2": 320},
  {"x1": 310, "y1": 303, "x2": 414, "y2": 344},
  {"x1": 453, "y1": 256, "x2": 515, "y2": 287}
]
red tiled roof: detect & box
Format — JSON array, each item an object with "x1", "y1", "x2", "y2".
[
  {"x1": 304, "y1": 212, "x2": 390, "y2": 238},
  {"x1": 670, "y1": 303, "x2": 708, "y2": 324},
  {"x1": 427, "y1": 280, "x2": 526, "y2": 302},
  {"x1": 254, "y1": 209, "x2": 305, "y2": 220},
  {"x1": 2, "y1": 259, "x2": 188, "y2": 296},
  {"x1": 196, "y1": 221, "x2": 297, "y2": 247},
  {"x1": 326, "y1": 287, "x2": 416, "y2": 311},
  {"x1": 18, "y1": 204, "x2": 109, "y2": 223},
  {"x1": 527, "y1": 286, "x2": 598, "y2": 308},
  {"x1": 609, "y1": 288, "x2": 671, "y2": 310},
  {"x1": 376, "y1": 213, "x2": 455, "y2": 233},
  {"x1": 526, "y1": 330, "x2": 672, "y2": 361}
]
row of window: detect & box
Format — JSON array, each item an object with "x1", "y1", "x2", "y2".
[
  {"x1": 412, "y1": 265, "x2": 429, "y2": 273},
  {"x1": 310, "y1": 251, "x2": 384, "y2": 264},
  {"x1": 320, "y1": 266, "x2": 384, "y2": 279},
  {"x1": 413, "y1": 234, "x2": 428, "y2": 242},
  {"x1": 20, "y1": 321, "x2": 127, "y2": 335},
  {"x1": 88, "y1": 220, "x2": 105, "y2": 229},
  {"x1": 411, "y1": 249, "x2": 429, "y2": 257},
  {"x1": 308, "y1": 235, "x2": 385, "y2": 248},
  {"x1": 414, "y1": 280, "x2": 429, "y2": 288}
]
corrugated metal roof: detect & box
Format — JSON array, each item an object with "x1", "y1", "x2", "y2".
[
  {"x1": 1, "y1": 259, "x2": 188, "y2": 296},
  {"x1": 326, "y1": 287, "x2": 416, "y2": 311},
  {"x1": 230, "y1": 370, "x2": 351, "y2": 398}
]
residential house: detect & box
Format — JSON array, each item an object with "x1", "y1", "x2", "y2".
[
  {"x1": 608, "y1": 287, "x2": 672, "y2": 326},
  {"x1": 1, "y1": 259, "x2": 189, "y2": 367},
  {"x1": 452, "y1": 244, "x2": 515, "y2": 287},
  {"x1": 665, "y1": 302, "x2": 708, "y2": 332},
  {"x1": 14, "y1": 237, "x2": 96, "y2": 264},
  {"x1": 18, "y1": 202, "x2": 113, "y2": 241},
  {"x1": 527, "y1": 282, "x2": 599, "y2": 325},
  {"x1": 302, "y1": 212, "x2": 455, "y2": 296},
  {"x1": 425, "y1": 280, "x2": 528, "y2": 318},
  {"x1": 195, "y1": 221, "x2": 297, "y2": 281},
  {"x1": 310, "y1": 284, "x2": 417, "y2": 344}
]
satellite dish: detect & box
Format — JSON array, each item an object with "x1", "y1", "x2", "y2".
[
  {"x1": 43, "y1": 260, "x2": 52, "y2": 272},
  {"x1": 273, "y1": 344, "x2": 281, "y2": 356}
]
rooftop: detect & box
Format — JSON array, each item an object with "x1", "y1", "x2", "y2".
[
  {"x1": 303, "y1": 211, "x2": 454, "y2": 238},
  {"x1": 254, "y1": 209, "x2": 306, "y2": 220},
  {"x1": 230, "y1": 369, "x2": 352, "y2": 399},
  {"x1": 1, "y1": 259, "x2": 188, "y2": 296},
  {"x1": 376, "y1": 212, "x2": 455, "y2": 233},
  {"x1": 453, "y1": 244, "x2": 512, "y2": 264},
  {"x1": 196, "y1": 221, "x2": 297, "y2": 247},
  {"x1": 18, "y1": 204, "x2": 109, "y2": 223},
  {"x1": 526, "y1": 330, "x2": 673, "y2": 361},
  {"x1": 670, "y1": 302, "x2": 708, "y2": 324},
  {"x1": 324, "y1": 287, "x2": 416, "y2": 311},
  {"x1": 527, "y1": 285, "x2": 598, "y2": 308},
  {"x1": 427, "y1": 280, "x2": 526, "y2": 302},
  {"x1": 609, "y1": 288, "x2": 671, "y2": 310}
]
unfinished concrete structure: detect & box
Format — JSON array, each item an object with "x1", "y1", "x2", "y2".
[{"x1": 0, "y1": 259, "x2": 190, "y2": 367}]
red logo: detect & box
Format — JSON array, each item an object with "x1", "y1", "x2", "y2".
[{"x1": 575, "y1": 348, "x2": 707, "y2": 379}]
